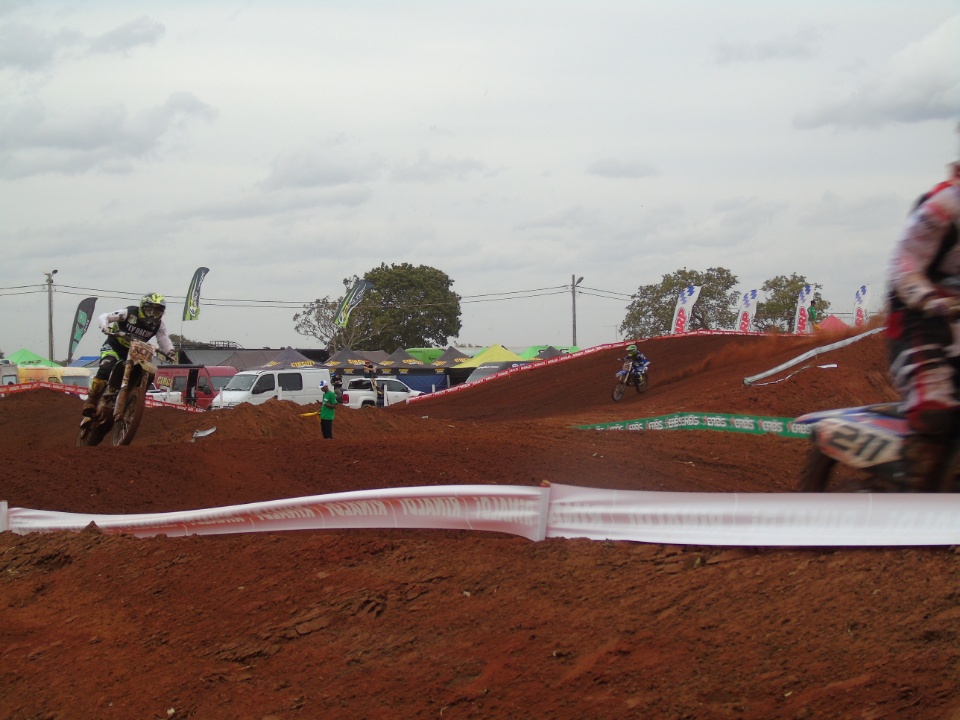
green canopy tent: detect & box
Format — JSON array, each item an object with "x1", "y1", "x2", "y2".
[
  {"x1": 448, "y1": 344, "x2": 526, "y2": 386},
  {"x1": 6, "y1": 348, "x2": 61, "y2": 367},
  {"x1": 518, "y1": 345, "x2": 580, "y2": 360},
  {"x1": 405, "y1": 347, "x2": 445, "y2": 364}
]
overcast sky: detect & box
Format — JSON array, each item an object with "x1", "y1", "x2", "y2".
[{"x1": 1, "y1": 1, "x2": 957, "y2": 360}]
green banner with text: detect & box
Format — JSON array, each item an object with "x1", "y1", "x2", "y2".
[{"x1": 578, "y1": 412, "x2": 811, "y2": 438}]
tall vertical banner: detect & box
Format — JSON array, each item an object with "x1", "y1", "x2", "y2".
[
  {"x1": 66, "y1": 297, "x2": 97, "y2": 363},
  {"x1": 854, "y1": 285, "x2": 870, "y2": 327},
  {"x1": 793, "y1": 284, "x2": 814, "y2": 334},
  {"x1": 335, "y1": 279, "x2": 373, "y2": 329},
  {"x1": 671, "y1": 285, "x2": 702, "y2": 334},
  {"x1": 182, "y1": 267, "x2": 210, "y2": 321},
  {"x1": 734, "y1": 290, "x2": 759, "y2": 333}
]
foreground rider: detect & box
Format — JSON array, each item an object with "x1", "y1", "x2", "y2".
[
  {"x1": 887, "y1": 160, "x2": 960, "y2": 490},
  {"x1": 623, "y1": 344, "x2": 650, "y2": 378},
  {"x1": 82, "y1": 293, "x2": 177, "y2": 417}
]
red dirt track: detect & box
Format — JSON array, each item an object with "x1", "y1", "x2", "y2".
[{"x1": 5, "y1": 329, "x2": 960, "y2": 720}]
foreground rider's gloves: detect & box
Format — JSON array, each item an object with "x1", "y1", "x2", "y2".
[
  {"x1": 102, "y1": 323, "x2": 118, "y2": 335},
  {"x1": 922, "y1": 295, "x2": 960, "y2": 320},
  {"x1": 163, "y1": 351, "x2": 178, "y2": 363}
]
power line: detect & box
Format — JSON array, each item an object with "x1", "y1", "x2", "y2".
[{"x1": 0, "y1": 282, "x2": 631, "y2": 310}]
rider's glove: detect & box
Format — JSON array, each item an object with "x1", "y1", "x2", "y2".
[
  {"x1": 162, "y1": 350, "x2": 178, "y2": 363},
  {"x1": 102, "y1": 322, "x2": 118, "y2": 335},
  {"x1": 922, "y1": 295, "x2": 960, "y2": 320}
]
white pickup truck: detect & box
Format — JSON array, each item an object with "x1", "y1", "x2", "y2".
[{"x1": 340, "y1": 377, "x2": 422, "y2": 409}]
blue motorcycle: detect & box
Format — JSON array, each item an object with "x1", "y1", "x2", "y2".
[
  {"x1": 611, "y1": 359, "x2": 649, "y2": 402},
  {"x1": 794, "y1": 403, "x2": 959, "y2": 492}
]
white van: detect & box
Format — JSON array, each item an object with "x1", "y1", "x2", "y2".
[{"x1": 212, "y1": 367, "x2": 332, "y2": 408}]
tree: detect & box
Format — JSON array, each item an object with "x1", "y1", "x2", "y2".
[
  {"x1": 294, "y1": 265, "x2": 462, "y2": 351},
  {"x1": 753, "y1": 274, "x2": 831, "y2": 332},
  {"x1": 620, "y1": 267, "x2": 740, "y2": 339},
  {"x1": 355, "y1": 263, "x2": 462, "y2": 350}
]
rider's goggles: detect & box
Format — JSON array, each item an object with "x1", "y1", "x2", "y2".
[{"x1": 143, "y1": 303, "x2": 164, "y2": 319}]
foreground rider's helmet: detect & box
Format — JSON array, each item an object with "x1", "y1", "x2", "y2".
[
  {"x1": 139, "y1": 293, "x2": 166, "y2": 320},
  {"x1": 626, "y1": 344, "x2": 638, "y2": 356}
]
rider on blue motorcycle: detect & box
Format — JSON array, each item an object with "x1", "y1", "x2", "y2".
[
  {"x1": 624, "y1": 344, "x2": 650, "y2": 379},
  {"x1": 887, "y1": 160, "x2": 960, "y2": 490}
]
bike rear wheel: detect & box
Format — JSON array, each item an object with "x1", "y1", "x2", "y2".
[
  {"x1": 111, "y1": 385, "x2": 146, "y2": 446},
  {"x1": 635, "y1": 372, "x2": 648, "y2": 394},
  {"x1": 611, "y1": 380, "x2": 627, "y2": 402}
]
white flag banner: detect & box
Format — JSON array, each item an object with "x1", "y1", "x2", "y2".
[
  {"x1": 671, "y1": 285, "x2": 702, "y2": 334},
  {"x1": 734, "y1": 289, "x2": 759, "y2": 332},
  {"x1": 854, "y1": 285, "x2": 870, "y2": 327},
  {"x1": 793, "y1": 284, "x2": 814, "y2": 334}
]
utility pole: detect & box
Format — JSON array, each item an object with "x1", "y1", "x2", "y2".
[
  {"x1": 571, "y1": 274, "x2": 583, "y2": 347},
  {"x1": 45, "y1": 269, "x2": 58, "y2": 361}
]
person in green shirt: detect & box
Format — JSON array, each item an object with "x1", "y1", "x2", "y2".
[
  {"x1": 318, "y1": 379, "x2": 338, "y2": 439},
  {"x1": 808, "y1": 301, "x2": 818, "y2": 329}
]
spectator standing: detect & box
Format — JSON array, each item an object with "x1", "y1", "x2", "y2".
[
  {"x1": 808, "y1": 301, "x2": 818, "y2": 329},
  {"x1": 318, "y1": 379, "x2": 338, "y2": 439}
]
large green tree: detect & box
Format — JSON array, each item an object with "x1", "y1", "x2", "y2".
[
  {"x1": 753, "y1": 273, "x2": 830, "y2": 332},
  {"x1": 294, "y1": 264, "x2": 462, "y2": 351},
  {"x1": 620, "y1": 267, "x2": 740, "y2": 339}
]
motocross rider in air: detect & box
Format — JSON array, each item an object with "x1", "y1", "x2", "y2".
[
  {"x1": 82, "y1": 293, "x2": 177, "y2": 417},
  {"x1": 623, "y1": 344, "x2": 650, "y2": 379},
  {"x1": 887, "y1": 160, "x2": 960, "y2": 490}
]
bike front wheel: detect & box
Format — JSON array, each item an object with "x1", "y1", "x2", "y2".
[
  {"x1": 77, "y1": 418, "x2": 110, "y2": 447},
  {"x1": 611, "y1": 380, "x2": 627, "y2": 402},
  {"x1": 111, "y1": 385, "x2": 146, "y2": 446}
]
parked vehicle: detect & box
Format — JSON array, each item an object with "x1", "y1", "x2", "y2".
[
  {"x1": 213, "y1": 367, "x2": 332, "y2": 408},
  {"x1": 77, "y1": 335, "x2": 156, "y2": 447},
  {"x1": 611, "y1": 359, "x2": 649, "y2": 402},
  {"x1": 146, "y1": 383, "x2": 184, "y2": 404},
  {"x1": 341, "y1": 377, "x2": 422, "y2": 409},
  {"x1": 15, "y1": 365, "x2": 92, "y2": 388},
  {"x1": 154, "y1": 364, "x2": 236, "y2": 409},
  {"x1": 794, "y1": 403, "x2": 923, "y2": 492},
  {"x1": 0, "y1": 360, "x2": 17, "y2": 386}
]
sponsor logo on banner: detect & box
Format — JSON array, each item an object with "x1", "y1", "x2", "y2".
[
  {"x1": 671, "y1": 285, "x2": 702, "y2": 334},
  {"x1": 793, "y1": 284, "x2": 814, "y2": 334},
  {"x1": 735, "y1": 290, "x2": 759, "y2": 333},
  {"x1": 674, "y1": 307, "x2": 688, "y2": 333},
  {"x1": 67, "y1": 297, "x2": 98, "y2": 362},
  {"x1": 854, "y1": 285, "x2": 870, "y2": 327},
  {"x1": 183, "y1": 267, "x2": 210, "y2": 321}
]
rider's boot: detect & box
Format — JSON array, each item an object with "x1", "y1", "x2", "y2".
[
  {"x1": 902, "y1": 434, "x2": 951, "y2": 492},
  {"x1": 82, "y1": 378, "x2": 107, "y2": 417}
]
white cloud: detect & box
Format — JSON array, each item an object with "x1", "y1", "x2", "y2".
[
  {"x1": 0, "y1": 93, "x2": 217, "y2": 178},
  {"x1": 389, "y1": 151, "x2": 486, "y2": 183},
  {"x1": 715, "y1": 27, "x2": 822, "y2": 65},
  {"x1": 89, "y1": 16, "x2": 164, "y2": 55},
  {"x1": 0, "y1": 22, "x2": 81, "y2": 71},
  {"x1": 795, "y1": 14, "x2": 959, "y2": 128},
  {"x1": 586, "y1": 157, "x2": 658, "y2": 179}
]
